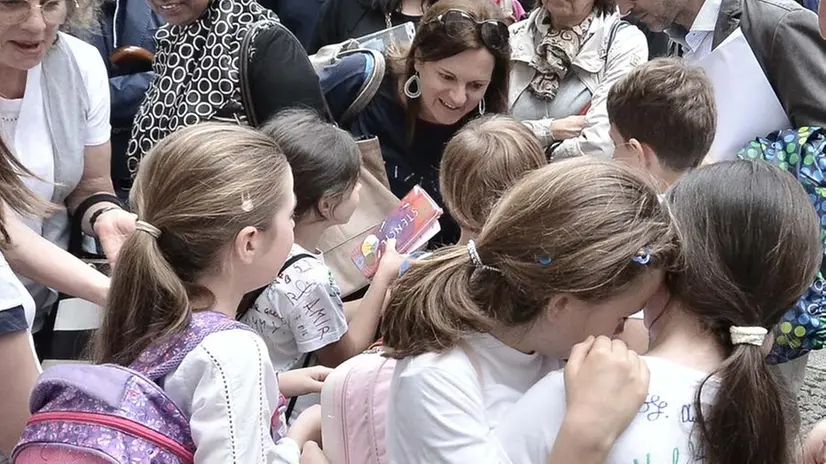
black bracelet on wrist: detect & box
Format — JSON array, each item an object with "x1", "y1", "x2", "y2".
[
  {"x1": 89, "y1": 205, "x2": 121, "y2": 233},
  {"x1": 75, "y1": 193, "x2": 123, "y2": 224}
]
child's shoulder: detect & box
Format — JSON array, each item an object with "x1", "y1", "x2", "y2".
[
  {"x1": 174, "y1": 328, "x2": 271, "y2": 379},
  {"x1": 278, "y1": 246, "x2": 337, "y2": 285}
]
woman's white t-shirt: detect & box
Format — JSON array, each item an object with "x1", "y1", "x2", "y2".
[
  {"x1": 163, "y1": 329, "x2": 300, "y2": 463},
  {"x1": 386, "y1": 332, "x2": 561, "y2": 464},
  {"x1": 497, "y1": 356, "x2": 717, "y2": 464}
]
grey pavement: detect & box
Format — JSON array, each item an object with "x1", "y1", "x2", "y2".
[{"x1": 800, "y1": 350, "x2": 826, "y2": 432}]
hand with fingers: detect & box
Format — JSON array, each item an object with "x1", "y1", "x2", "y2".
[
  {"x1": 277, "y1": 366, "x2": 333, "y2": 397},
  {"x1": 547, "y1": 335, "x2": 649, "y2": 464}
]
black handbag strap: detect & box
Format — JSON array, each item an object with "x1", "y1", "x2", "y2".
[
  {"x1": 236, "y1": 253, "x2": 315, "y2": 320},
  {"x1": 285, "y1": 353, "x2": 313, "y2": 422},
  {"x1": 239, "y1": 20, "x2": 267, "y2": 128}
]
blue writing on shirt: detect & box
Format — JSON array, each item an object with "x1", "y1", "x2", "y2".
[{"x1": 639, "y1": 394, "x2": 668, "y2": 421}]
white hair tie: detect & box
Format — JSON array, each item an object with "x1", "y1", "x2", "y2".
[
  {"x1": 135, "y1": 220, "x2": 161, "y2": 239},
  {"x1": 729, "y1": 326, "x2": 768, "y2": 346}
]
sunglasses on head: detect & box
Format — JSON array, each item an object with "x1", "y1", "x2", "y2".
[{"x1": 429, "y1": 9, "x2": 510, "y2": 54}]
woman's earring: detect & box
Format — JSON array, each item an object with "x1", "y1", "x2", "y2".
[
  {"x1": 404, "y1": 73, "x2": 422, "y2": 99},
  {"x1": 478, "y1": 98, "x2": 486, "y2": 116}
]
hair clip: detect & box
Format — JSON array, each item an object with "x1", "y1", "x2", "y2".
[
  {"x1": 632, "y1": 247, "x2": 652, "y2": 265},
  {"x1": 241, "y1": 194, "x2": 254, "y2": 213},
  {"x1": 537, "y1": 255, "x2": 553, "y2": 266}
]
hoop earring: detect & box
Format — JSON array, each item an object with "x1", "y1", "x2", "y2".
[
  {"x1": 404, "y1": 73, "x2": 422, "y2": 99},
  {"x1": 478, "y1": 98, "x2": 486, "y2": 116}
]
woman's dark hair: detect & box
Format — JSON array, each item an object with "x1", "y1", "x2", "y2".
[
  {"x1": 0, "y1": 139, "x2": 54, "y2": 246},
  {"x1": 388, "y1": 0, "x2": 511, "y2": 138},
  {"x1": 667, "y1": 160, "x2": 822, "y2": 464},
  {"x1": 362, "y1": 0, "x2": 436, "y2": 14},
  {"x1": 382, "y1": 158, "x2": 679, "y2": 358},
  {"x1": 535, "y1": 0, "x2": 615, "y2": 18},
  {"x1": 261, "y1": 109, "x2": 361, "y2": 219}
]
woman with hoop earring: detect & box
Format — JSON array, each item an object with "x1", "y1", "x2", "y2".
[{"x1": 319, "y1": 0, "x2": 511, "y2": 245}]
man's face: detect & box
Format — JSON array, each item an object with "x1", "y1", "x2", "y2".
[{"x1": 617, "y1": 0, "x2": 685, "y2": 32}]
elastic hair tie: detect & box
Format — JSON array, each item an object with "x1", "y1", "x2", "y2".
[
  {"x1": 729, "y1": 326, "x2": 768, "y2": 346},
  {"x1": 632, "y1": 247, "x2": 652, "y2": 265},
  {"x1": 466, "y1": 240, "x2": 501, "y2": 273},
  {"x1": 135, "y1": 220, "x2": 161, "y2": 239}
]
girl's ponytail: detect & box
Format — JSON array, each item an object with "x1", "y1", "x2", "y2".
[
  {"x1": 694, "y1": 340, "x2": 792, "y2": 464},
  {"x1": 666, "y1": 160, "x2": 823, "y2": 464},
  {"x1": 91, "y1": 124, "x2": 291, "y2": 367},
  {"x1": 94, "y1": 227, "x2": 192, "y2": 365},
  {"x1": 382, "y1": 246, "x2": 495, "y2": 358}
]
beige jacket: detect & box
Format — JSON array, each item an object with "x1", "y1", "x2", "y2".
[{"x1": 509, "y1": 11, "x2": 648, "y2": 158}]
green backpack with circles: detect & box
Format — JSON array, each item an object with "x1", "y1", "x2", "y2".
[{"x1": 738, "y1": 126, "x2": 826, "y2": 363}]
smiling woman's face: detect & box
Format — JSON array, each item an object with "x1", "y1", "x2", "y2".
[
  {"x1": 147, "y1": 0, "x2": 210, "y2": 26},
  {"x1": 414, "y1": 47, "x2": 495, "y2": 126}
]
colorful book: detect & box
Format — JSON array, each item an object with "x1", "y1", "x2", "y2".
[{"x1": 351, "y1": 186, "x2": 443, "y2": 278}]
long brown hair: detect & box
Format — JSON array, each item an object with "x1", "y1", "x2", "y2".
[
  {"x1": 92, "y1": 124, "x2": 291, "y2": 366},
  {"x1": 440, "y1": 114, "x2": 545, "y2": 235},
  {"x1": 388, "y1": 0, "x2": 511, "y2": 139},
  {"x1": 667, "y1": 160, "x2": 821, "y2": 464},
  {"x1": 382, "y1": 158, "x2": 679, "y2": 358},
  {"x1": 0, "y1": 138, "x2": 54, "y2": 246}
]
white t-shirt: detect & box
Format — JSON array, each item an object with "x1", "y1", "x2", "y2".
[
  {"x1": 163, "y1": 329, "x2": 300, "y2": 463},
  {"x1": 0, "y1": 32, "x2": 110, "y2": 236},
  {"x1": 242, "y1": 244, "x2": 348, "y2": 417},
  {"x1": 0, "y1": 250, "x2": 35, "y2": 332},
  {"x1": 497, "y1": 356, "x2": 717, "y2": 464},
  {"x1": 386, "y1": 332, "x2": 561, "y2": 464}
]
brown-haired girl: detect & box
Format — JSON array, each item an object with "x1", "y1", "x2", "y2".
[
  {"x1": 246, "y1": 109, "x2": 404, "y2": 422},
  {"x1": 382, "y1": 157, "x2": 678, "y2": 463},
  {"x1": 91, "y1": 124, "x2": 332, "y2": 462},
  {"x1": 499, "y1": 160, "x2": 821, "y2": 464},
  {"x1": 319, "y1": 0, "x2": 511, "y2": 244},
  {"x1": 440, "y1": 114, "x2": 545, "y2": 245}
]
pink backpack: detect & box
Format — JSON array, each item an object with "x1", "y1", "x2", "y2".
[
  {"x1": 320, "y1": 348, "x2": 394, "y2": 464},
  {"x1": 320, "y1": 343, "x2": 483, "y2": 464}
]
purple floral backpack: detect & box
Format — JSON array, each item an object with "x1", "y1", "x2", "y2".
[{"x1": 12, "y1": 311, "x2": 254, "y2": 463}]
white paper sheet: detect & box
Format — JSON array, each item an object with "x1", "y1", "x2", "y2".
[{"x1": 697, "y1": 28, "x2": 791, "y2": 161}]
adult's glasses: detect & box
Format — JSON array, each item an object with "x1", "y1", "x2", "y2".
[
  {"x1": 0, "y1": 0, "x2": 68, "y2": 26},
  {"x1": 430, "y1": 9, "x2": 510, "y2": 54}
]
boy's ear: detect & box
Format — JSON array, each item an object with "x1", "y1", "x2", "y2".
[{"x1": 627, "y1": 138, "x2": 649, "y2": 167}]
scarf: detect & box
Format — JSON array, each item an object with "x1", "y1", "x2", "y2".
[
  {"x1": 528, "y1": 8, "x2": 594, "y2": 100},
  {"x1": 125, "y1": 0, "x2": 277, "y2": 176}
]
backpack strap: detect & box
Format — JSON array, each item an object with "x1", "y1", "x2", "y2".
[
  {"x1": 284, "y1": 353, "x2": 313, "y2": 422},
  {"x1": 237, "y1": 253, "x2": 316, "y2": 320},
  {"x1": 239, "y1": 20, "x2": 268, "y2": 128},
  {"x1": 132, "y1": 311, "x2": 254, "y2": 382},
  {"x1": 338, "y1": 49, "x2": 386, "y2": 127}
]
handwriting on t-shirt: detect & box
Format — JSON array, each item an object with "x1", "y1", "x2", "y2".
[
  {"x1": 632, "y1": 448, "x2": 681, "y2": 464},
  {"x1": 639, "y1": 394, "x2": 667, "y2": 421},
  {"x1": 294, "y1": 297, "x2": 332, "y2": 339},
  {"x1": 638, "y1": 395, "x2": 699, "y2": 424}
]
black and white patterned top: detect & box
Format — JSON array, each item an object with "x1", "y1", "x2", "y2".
[{"x1": 126, "y1": 0, "x2": 328, "y2": 177}]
